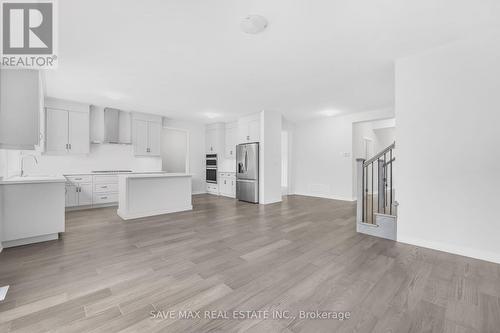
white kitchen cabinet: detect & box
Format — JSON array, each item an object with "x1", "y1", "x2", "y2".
[
  {"x1": 65, "y1": 183, "x2": 93, "y2": 207},
  {"x1": 224, "y1": 122, "x2": 238, "y2": 159},
  {"x1": 205, "y1": 123, "x2": 225, "y2": 154},
  {"x1": 238, "y1": 113, "x2": 261, "y2": 143},
  {"x1": 65, "y1": 185, "x2": 78, "y2": 207},
  {"x1": 65, "y1": 176, "x2": 93, "y2": 207},
  {"x1": 0, "y1": 69, "x2": 41, "y2": 150},
  {"x1": 78, "y1": 183, "x2": 93, "y2": 206},
  {"x1": 68, "y1": 111, "x2": 90, "y2": 154},
  {"x1": 133, "y1": 119, "x2": 161, "y2": 156},
  {"x1": 92, "y1": 174, "x2": 119, "y2": 206},
  {"x1": 219, "y1": 172, "x2": 236, "y2": 198},
  {"x1": 46, "y1": 108, "x2": 68, "y2": 153},
  {"x1": 45, "y1": 107, "x2": 90, "y2": 154},
  {"x1": 148, "y1": 122, "x2": 161, "y2": 155},
  {"x1": 134, "y1": 120, "x2": 149, "y2": 155},
  {"x1": 206, "y1": 183, "x2": 219, "y2": 195}
]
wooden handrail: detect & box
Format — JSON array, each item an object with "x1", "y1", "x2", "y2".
[{"x1": 363, "y1": 142, "x2": 395, "y2": 167}]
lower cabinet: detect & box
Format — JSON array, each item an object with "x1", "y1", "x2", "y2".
[
  {"x1": 206, "y1": 183, "x2": 219, "y2": 195},
  {"x1": 65, "y1": 174, "x2": 119, "y2": 208},
  {"x1": 65, "y1": 182, "x2": 92, "y2": 207},
  {"x1": 65, "y1": 184, "x2": 78, "y2": 207},
  {"x1": 93, "y1": 192, "x2": 118, "y2": 205},
  {"x1": 219, "y1": 172, "x2": 236, "y2": 198}
]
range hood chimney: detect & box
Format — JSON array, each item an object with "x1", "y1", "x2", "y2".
[{"x1": 104, "y1": 108, "x2": 132, "y2": 144}]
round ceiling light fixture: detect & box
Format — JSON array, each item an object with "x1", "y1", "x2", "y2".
[{"x1": 240, "y1": 15, "x2": 268, "y2": 34}]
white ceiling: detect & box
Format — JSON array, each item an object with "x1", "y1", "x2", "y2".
[{"x1": 45, "y1": 0, "x2": 500, "y2": 122}]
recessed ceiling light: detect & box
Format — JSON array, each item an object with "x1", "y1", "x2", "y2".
[
  {"x1": 103, "y1": 91, "x2": 126, "y2": 100},
  {"x1": 319, "y1": 109, "x2": 341, "y2": 117},
  {"x1": 204, "y1": 112, "x2": 221, "y2": 119},
  {"x1": 240, "y1": 15, "x2": 268, "y2": 34}
]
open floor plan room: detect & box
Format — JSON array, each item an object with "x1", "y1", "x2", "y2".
[{"x1": 1, "y1": 1, "x2": 500, "y2": 332}]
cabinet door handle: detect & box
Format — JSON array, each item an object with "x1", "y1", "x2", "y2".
[
  {"x1": 68, "y1": 143, "x2": 72, "y2": 150},
  {"x1": 224, "y1": 180, "x2": 226, "y2": 184},
  {"x1": 247, "y1": 135, "x2": 250, "y2": 141}
]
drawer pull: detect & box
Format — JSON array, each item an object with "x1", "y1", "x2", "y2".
[
  {"x1": 101, "y1": 186, "x2": 108, "y2": 188},
  {"x1": 101, "y1": 196, "x2": 108, "y2": 199}
]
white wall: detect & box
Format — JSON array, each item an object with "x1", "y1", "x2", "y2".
[
  {"x1": 396, "y1": 35, "x2": 500, "y2": 263},
  {"x1": 260, "y1": 111, "x2": 282, "y2": 204},
  {"x1": 162, "y1": 118, "x2": 206, "y2": 194},
  {"x1": 0, "y1": 150, "x2": 6, "y2": 179},
  {"x1": 161, "y1": 128, "x2": 188, "y2": 173},
  {"x1": 292, "y1": 109, "x2": 394, "y2": 201},
  {"x1": 282, "y1": 118, "x2": 295, "y2": 195}
]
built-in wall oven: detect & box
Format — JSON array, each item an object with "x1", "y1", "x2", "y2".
[{"x1": 206, "y1": 154, "x2": 218, "y2": 184}]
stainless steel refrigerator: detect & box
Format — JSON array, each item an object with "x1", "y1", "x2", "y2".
[{"x1": 236, "y1": 142, "x2": 259, "y2": 203}]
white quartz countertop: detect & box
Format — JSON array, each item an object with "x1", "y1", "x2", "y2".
[
  {"x1": 120, "y1": 173, "x2": 192, "y2": 179},
  {"x1": 64, "y1": 171, "x2": 166, "y2": 176},
  {"x1": 0, "y1": 175, "x2": 67, "y2": 185}
]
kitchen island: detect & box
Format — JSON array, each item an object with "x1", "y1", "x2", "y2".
[
  {"x1": 117, "y1": 173, "x2": 192, "y2": 220},
  {"x1": 0, "y1": 176, "x2": 66, "y2": 248}
]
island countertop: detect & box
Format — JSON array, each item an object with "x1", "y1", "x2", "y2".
[{"x1": 119, "y1": 173, "x2": 192, "y2": 179}]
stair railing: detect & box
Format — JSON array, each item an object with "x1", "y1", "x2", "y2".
[{"x1": 356, "y1": 142, "x2": 395, "y2": 224}]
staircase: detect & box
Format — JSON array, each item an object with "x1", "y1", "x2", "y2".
[{"x1": 356, "y1": 142, "x2": 397, "y2": 240}]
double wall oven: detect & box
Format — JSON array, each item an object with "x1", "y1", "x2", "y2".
[{"x1": 206, "y1": 154, "x2": 218, "y2": 184}]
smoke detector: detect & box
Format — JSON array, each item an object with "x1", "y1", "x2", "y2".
[{"x1": 240, "y1": 15, "x2": 268, "y2": 34}]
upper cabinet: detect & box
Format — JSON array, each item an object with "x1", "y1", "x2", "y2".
[
  {"x1": 132, "y1": 113, "x2": 162, "y2": 156},
  {"x1": 0, "y1": 69, "x2": 42, "y2": 150},
  {"x1": 238, "y1": 113, "x2": 260, "y2": 144},
  {"x1": 224, "y1": 122, "x2": 237, "y2": 159},
  {"x1": 45, "y1": 98, "x2": 90, "y2": 155},
  {"x1": 205, "y1": 123, "x2": 225, "y2": 154}
]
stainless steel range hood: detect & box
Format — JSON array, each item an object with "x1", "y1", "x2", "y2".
[{"x1": 104, "y1": 108, "x2": 132, "y2": 144}]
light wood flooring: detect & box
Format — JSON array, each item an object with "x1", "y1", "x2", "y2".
[{"x1": 0, "y1": 194, "x2": 499, "y2": 332}]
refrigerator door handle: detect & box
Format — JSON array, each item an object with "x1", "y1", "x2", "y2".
[{"x1": 244, "y1": 149, "x2": 248, "y2": 172}]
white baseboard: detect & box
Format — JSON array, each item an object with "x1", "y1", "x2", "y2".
[
  {"x1": 192, "y1": 191, "x2": 207, "y2": 195},
  {"x1": 2, "y1": 233, "x2": 59, "y2": 248},
  {"x1": 398, "y1": 236, "x2": 500, "y2": 265},
  {"x1": 117, "y1": 205, "x2": 193, "y2": 220},
  {"x1": 292, "y1": 191, "x2": 356, "y2": 202}
]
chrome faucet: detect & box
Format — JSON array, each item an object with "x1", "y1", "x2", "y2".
[{"x1": 20, "y1": 154, "x2": 38, "y2": 177}]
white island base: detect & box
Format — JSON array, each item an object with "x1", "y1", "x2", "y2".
[{"x1": 117, "y1": 173, "x2": 192, "y2": 220}]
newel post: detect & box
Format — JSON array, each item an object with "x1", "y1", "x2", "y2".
[{"x1": 356, "y1": 158, "x2": 365, "y2": 226}]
